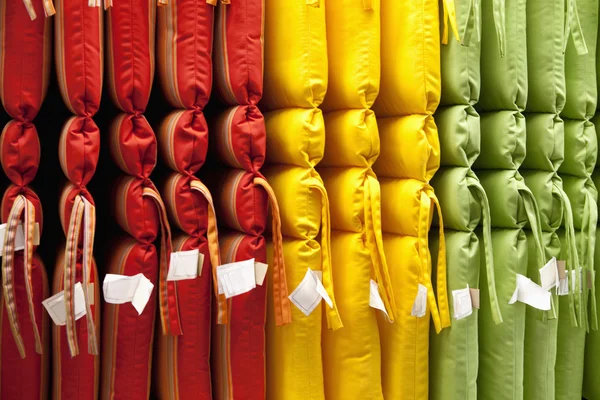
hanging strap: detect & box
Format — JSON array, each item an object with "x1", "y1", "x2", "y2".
[
  {"x1": 582, "y1": 189, "x2": 597, "y2": 330},
  {"x1": 419, "y1": 186, "x2": 450, "y2": 333},
  {"x1": 254, "y1": 177, "x2": 292, "y2": 326},
  {"x1": 87, "y1": 0, "x2": 101, "y2": 7},
  {"x1": 460, "y1": 0, "x2": 481, "y2": 46},
  {"x1": 63, "y1": 195, "x2": 99, "y2": 357},
  {"x1": 306, "y1": 0, "x2": 320, "y2": 8},
  {"x1": 564, "y1": 0, "x2": 588, "y2": 55},
  {"x1": 516, "y1": 181, "x2": 545, "y2": 268},
  {"x1": 441, "y1": 0, "x2": 460, "y2": 44},
  {"x1": 42, "y1": 0, "x2": 55, "y2": 16},
  {"x1": 364, "y1": 173, "x2": 396, "y2": 321},
  {"x1": 309, "y1": 180, "x2": 343, "y2": 330},
  {"x1": 103, "y1": 0, "x2": 112, "y2": 9},
  {"x1": 467, "y1": 173, "x2": 502, "y2": 324},
  {"x1": 362, "y1": 0, "x2": 372, "y2": 11},
  {"x1": 189, "y1": 179, "x2": 228, "y2": 325},
  {"x1": 553, "y1": 183, "x2": 580, "y2": 327},
  {"x1": 2, "y1": 195, "x2": 42, "y2": 358},
  {"x1": 491, "y1": 0, "x2": 506, "y2": 57},
  {"x1": 143, "y1": 186, "x2": 182, "y2": 335},
  {"x1": 22, "y1": 0, "x2": 37, "y2": 20}
]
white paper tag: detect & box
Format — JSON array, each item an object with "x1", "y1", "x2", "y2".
[
  {"x1": 42, "y1": 282, "x2": 87, "y2": 326},
  {"x1": 0, "y1": 222, "x2": 41, "y2": 256},
  {"x1": 168, "y1": 249, "x2": 204, "y2": 281},
  {"x1": 103, "y1": 273, "x2": 154, "y2": 315},
  {"x1": 217, "y1": 258, "x2": 256, "y2": 298},
  {"x1": 288, "y1": 269, "x2": 333, "y2": 316},
  {"x1": 411, "y1": 284, "x2": 428, "y2": 318},
  {"x1": 369, "y1": 280, "x2": 390, "y2": 321},
  {"x1": 539, "y1": 257, "x2": 559, "y2": 292},
  {"x1": 509, "y1": 274, "x2": 551, "y2": 310},
  {"x1": 452, "y1": 285, "x2": 473, "y2": 320},
  {"x1": 558, "y1": 275, "x2": 570, "y2": 295},
  {"x1": 255, "y1": 262, "x2": 268, "y2": 286}
]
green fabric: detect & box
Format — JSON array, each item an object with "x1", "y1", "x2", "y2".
[
  {"x1": 429, "y1": 231, "x2": 480, "y2": 400},
  {"x1": 583, "y1": 119, "x2": 600, "y2": 400},
  {"x1": 439, "y1": 0, "x2": 480, "y2": 107},
  {"x1": 525, "y1": 0, "x2": 566, "y2": 114},
  {"x1": 474, "y1": 111, "x2": 526, "y2": 171},
  {"x1": 478, "y1": 229, "x2": 528, "y2": 400},
  {"x1": 521, "y1": 114, "x2": 564, "y2": 172},
  {"x1": 437, "y1": 106, "x2": 480, "y2": 168},
  {"x1": 523, "y1": 232, "x2": 561, "y2": 400},
  {"x1": 478, "y1": 0, "x2": 527, "y2": 112}
]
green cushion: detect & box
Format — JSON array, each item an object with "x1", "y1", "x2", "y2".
[
  {"x1": 521, "y1": 113, "x2": 564, "y2": 171},
  {"x1": 478, "y1": 0, "x2": 527, "y2": 112},
  {"x1": 435, "y1": 105, "x2": 480, "y2": 168},
  {"x1": 429, "y1": 230, "x2": 480, "y2": 400},
  {"x1": 478, "y1": 228, "x2": 528, "y2": 400},
  {"x1": 474, "y1": 111, "x2": 526, "y2": 170}
]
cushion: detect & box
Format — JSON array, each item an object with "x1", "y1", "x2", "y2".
[
  {"x1": 261, "y1": 0, "x2": 327, "y2": 110},
  {"x1": 155, "y1": 1, "x2": 215, "y2": 395},
  {"x1": 478, "y1": 0, "x2": 527, "y2": 112},
  {"x1": 0, "y1": 0, "x2": 50, "y2": 397}
]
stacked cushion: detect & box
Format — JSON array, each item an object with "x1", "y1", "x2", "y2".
[
  {"x1": 207, "y1": 0, "x2": 290, "y2": 398},
  {"x1": 0, "y1": 1, "x2": 50, "y2": 398},
  {"x1": 154, "y1": 1, "x2": 215, "y2": 398},
  {"x1": 521, "y1": 1, "x2": 573, "y2": 398},
  {"x1": 372, "y1": 1, "x2": 449, "y2": 399},
  {"x1": 318, "y1": 1, "x2": 396, "y2": 399},
  {"x1": 474, "y1": 1, "x2": 547, "y2": 399},
  {"x1": 557, "y1": 2, "x2": 599, "y2": 396},
  {"x1": 585, "y1": 120, "x2": 600, "y2": 398},
  {"x1": 53, "y1": 2, "x2": 103, "y2": 398},
  {"x1": 430, "y1": 2, "x2": 501, "y2": 399},
  {"x1": 103, "y1": 1, "x2": 179, "y2": 398},
  {"x1": 261, "y1": 1, "x2": 342, "y2": 398}
]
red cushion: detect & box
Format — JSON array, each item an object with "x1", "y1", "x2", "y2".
[{"x1": 101, "y1": 238, "x2": 158, "y2": 400}]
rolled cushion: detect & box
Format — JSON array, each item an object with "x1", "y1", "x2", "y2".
[{"x1": 435, "y1": 105, "x2": 480, "y2": 168}]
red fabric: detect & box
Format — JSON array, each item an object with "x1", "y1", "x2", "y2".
[
  {"x1": 54, "y1": 0, "x2": 103, "y2": 117},
  {"x1": 106, "y1": 0, "x2": 155, "y2": 113},
  {"x1": 210, "y1": 231, "x2": 266, "y2": 400},
  {"x1": 158, "y1": 110, "x2": 208, "y2": 175},
  {"x1": 112, "y1": 175, "x2": 160, "y2": 244},
  {"x1": 52, "y1": 253, "x2": 100, "y2": 400},
  {"x1": 101, "y1": 239, "x2": 158, "y2": 400},
  {"x1": 157, "y1": 0, "x2": 213, "y2": 109},
  {"x1": 155, "y1": 0, "x2": 214, "y2": 397},
  {"x1": 0, "y1": 0, "x2": 50, "y2": 122},
  {"x1": 59, "y1": 117, "x2": 100, "y2": 187},
  {"x1": 0, "y1": 3, "x2": 50, "y2": 397},
  {"x1": 0, "y1": 255, "x2": 48, "y2": 400},
  {"x1": 210, "y1": 105, "x2": 265, "y2": 172},
  {"x1": 213, "y1": 0, "x2": 263, "y2": 105}
]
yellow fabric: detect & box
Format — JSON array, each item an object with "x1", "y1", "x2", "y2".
[
  {"x1": 261, "y1": 0, "x2": 327, "y2": 110},
  {"x1": 373, "y1": 0, "x2": 442, "y2": 118},
  {"x1": 372, "y1": 0, "x2": 446, "y2": 398}
]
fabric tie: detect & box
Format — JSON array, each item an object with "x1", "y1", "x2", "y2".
[{"x1": 254, "y1": 176, "x2": 292, "y2": 326}]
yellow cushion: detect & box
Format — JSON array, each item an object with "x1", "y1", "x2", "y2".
[{"x1": 261, "y1": 0, "x2": 327, "y2": 110}]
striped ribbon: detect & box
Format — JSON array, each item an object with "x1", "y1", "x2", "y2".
[
  {"x1": 142, "y1": 185, "x2": 183, "y2": 335},
  {"x1": 418, "y1": 186, "x2": 450, "y2": 334},
  {"x1": 1, "y1": 195, "x2": 42, "y2": 358},
  {"x1": 254, "y1": 176, "x2": 292, "y2": 326},
  {"x1": 22, "y1": 0, "x2": 55, "y2": 19},
  {"x1": 189, "y1": 179, "x2": 228, "y2": 324},
  {"x1": 63, "y1": 195, "x2": 99, "y2": 357}
]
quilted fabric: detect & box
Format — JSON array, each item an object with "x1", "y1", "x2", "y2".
[
  {"x1": 372, "y1": 1, "x2": 449, "y2": 399},
  {"x1": 556, "y1": 2, "x2": 599, "y2": 398},
  {"x1": 103, "y1": 1, "x2": 181, "y2": 399},
  {"x1": 474, "y1": 1, "x2": 548, "y2": 399},
  {"x1": 0, "y1": 1, "x2": 50, "y2": 398},
  {"x1": 521, "y1": 1, "x2": 572, "y2": 398},
  {"x1": 154, "y1": 0, "x2": 215, "y2": 397},
  {"x1": 318, "y1": 1, "x2": 395, "y2": 399},
  {"x1": 52, "y1": 4, "x2": 103, "y2": 399},
  {"x1": 261, "y1": 1, "x2": 343, "y2": 399},
  {"x1": 208, "y1": 0, "x2": 291, "y2": 398}
]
